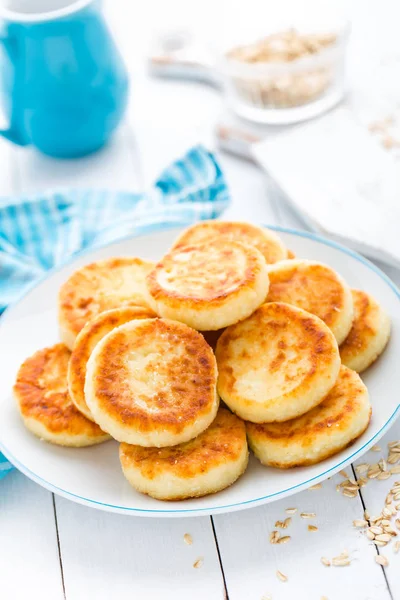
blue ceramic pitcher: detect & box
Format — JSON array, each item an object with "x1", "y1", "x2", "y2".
[{"x1": 0, "y1": 0, "x2": 129, "y2": 157}]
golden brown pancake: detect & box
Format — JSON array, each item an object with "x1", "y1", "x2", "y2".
[
  {"x1": 145, "y1": 241, "x2": 269, "y2": 331},
  {"x1": 14, "y1": 344, "x2": 109, "y2": 447},
  {"x1": 120, "y1": 408, "x2": 248, "y2": 500},
  {"x1": 85, "y1": 318, "x2": 219, "y2": 447},
  {"x1": 266, "y1": 259, "x2": 354, "y2": 344},
  {"x1": 216, "y1": 302, "x2": 341, "y2": 423},
  {"x1": 58, "y1": 257, "x2": 154, "y2": 350},
  {"x1": 68, "y1": 306, "x2": 156, "y2": 421},
  {"x1": 172, "y1": 221, "x2": 288, "y2": 264},
  {"x1": 340, "y1": 289, "x2": 391, "y2": 373},
  {"x1": 246, "y1": 366, "x2": 371, "y2": 468}
]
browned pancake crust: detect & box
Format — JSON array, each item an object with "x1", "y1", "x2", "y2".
[
  {"x1": 246, "y1": 366, "x2": 371, "y2": 468},
  {"x1": 59, "y1": 257, "x2": 153, "y2": 340},
  {"x1": 217, "y1": 302, "x2": 339, "y2": 407},
  {"x1": 14, "y1": 344, "x2": 106, "y2": 439},
  {"x1": 172, "y1": 221, "x2": 287, "y2": 264},
  {"x1": 266, "y1": 261, "x2": 347, "y2": 330},
  {"x1": 120, "y1": 408, "x2": 246, "y2": 480},
  {"x1": 68, "y1": 306, "x2": 155, "y2": 419},
  {"x1": 90, "y1": 319, "x2": 218, "y2": 436},
  {"x1": 147, "y1": 241, "x2": 265, "y2": 309},
  {"x1": 340, "y1": 289, "x2": 388, "y2": 368}
]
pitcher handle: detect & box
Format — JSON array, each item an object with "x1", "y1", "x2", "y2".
[{"x1": 0, "y1": 33, "x2": 29, "y2": 146}]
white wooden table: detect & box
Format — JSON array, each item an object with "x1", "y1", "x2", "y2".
[{"x1": 1, "y1": 2, "x2": 400, "y2": 599}]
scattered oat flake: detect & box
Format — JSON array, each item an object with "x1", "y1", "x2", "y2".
[
  {"x1": 356, "y1": 463, "x2": 369, "y2": 474},
  {"x1": 309, "y1": 483, "x2": 322, "y2": 490},
  {"x1": 392, "y1": 466, "x2": 400, "y2": 474},
  {"x1": 368, "y1": 468, "x2": 381, "y2": 479},
  {"x1": 270, "y1": 530, "x2": 280, "y2": 544},
  {"x1": 387, "y1": 453, "x2": 400, "y2": 464},
  {"x1": 332, "y1": 557, "x2": 351, "y2": 566},
  {"x1": 301, "y1": 512, "x2": 316, "y2": 519},
  {"x1": 339, "y1": 470, "x2": 349, "y2": 477},
  {"x1": 285, "y1": 507, "x2": 297, "y2": 514},
  {"x1": 276, "y1": 570, "x2": 288, "y2": 582},
  {"x1": 353, "y1": 519, "x2": 368, "y2": 528},
  {"x1": 371, "y1": 445, "x2": 382, "y2": 452},
  {"x1": 370, "y1": 526, "x2": 383, "y2": 535},
  {"x1": 183, "y1": 533, "x2": 193, "y2": 545},
  {"x1": 343, "y1": 490, "x2": 357, "y2": 498},
  {"x1": 321, "y1": 597, "x2": 328, "y2": 600},
  {"x1": 283, "y1": 517, "x2": 291, "y2": 528},
  {"x1": 394, "y1": 541, "x2": 400, "y2": 553},
  {"x1": 321, "y1": 557, "x2": 331, "y2": 567},
  {"x1": 370, "y1": 515, "x2": 381, "y2": 523},
  {"x1": 378, "y1": 471, "x2": 392, "y2": 480},
  {"x1": 277, "y1": 536, "x2": 291, "y2": 544},
  {"x1": 375, "y1": 555, "x2": 389, "y2": 567},
  {"x1": 384, "y1": 525, "x2": 397, "y2": 536},
  {"x1": 261, "y1": 595, "x2": 272, "y2": 600},
  {"x1": 379, "y1": 458, "x2": 388, "y2": 471},
  {"x1": 308, "y1": 525, "x2": 318, "y2": 532},
  {"x1": 193, "y1": 557, "x2": 203, "y2": 569},
  {"x1": 382, "y1": 134, "x2": 399, "y2": 149}
]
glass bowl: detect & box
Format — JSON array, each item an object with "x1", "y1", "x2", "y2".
[{"x1": 217, "y1": 14, "x2": 350, "y2": 124}]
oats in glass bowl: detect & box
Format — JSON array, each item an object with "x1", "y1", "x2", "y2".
[{"x1": 221, "y1": 25, "x2": 349, "y2": 124}]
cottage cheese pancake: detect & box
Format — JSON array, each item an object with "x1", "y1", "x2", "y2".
[
  {"x1": 68, "y1": 306, "x2": 156, "y2": 421},
  {"x1": 14, "y1": 344, "x2": 109, "y2": 447},
  {"x1": 247, "y1": 366, "x2": 371, "y2": 468},
  {"x1": 266, "y1": 259, "x2": 354, "y2": 344},
  {"x1": 120, "y1": 408, "x2": 248, "y2": 500},
  {"x1": 172, "y1": 221, "x2": 288, "y2": 264},
  {"x1": 340, "y1": 289, "x2": 391, "y2": 373},
  {"x1": 85, "y1": 318, "x2": 219, "y2": 447},
  {"x1": 146, "y1": 241, "x2": 269, "y2": 331},
  {"x1": 216, "y1": 302, "x2": 341, "y2": 423},
  {"x1": 58, "y1": 257, "x2": 154, "y2": 350}
]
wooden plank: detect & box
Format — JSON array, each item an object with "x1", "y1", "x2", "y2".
[
  {"x1": 0, "y1": 472, "x2": 65, "y2": 600},
  {"x1": 55, "y1": 496, "x2": 225, "y2": 600},
  {"x1": 353, "y1": 402, "x2": 400, "y2": 599},
  {"x1": 213, "y1": 473, "x2": 391, "y2": 600},
  {"x1": 0, "y1": 133, "x2": 65, "y2": 600},
  {"x1": 213, "y1": 156, "x2": 395, "y2": 600},
  {"x1": 36, "y1": 26, "x2": 226, "y2": 597}
]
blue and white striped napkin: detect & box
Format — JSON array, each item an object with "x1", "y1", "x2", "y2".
[{"x1": 0, "y1": 145, "x2": 230, "y2": 480}]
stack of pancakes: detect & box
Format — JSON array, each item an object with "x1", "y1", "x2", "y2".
[{"x1": 13, "y1": 221, "x2": 391, "y2": 501}]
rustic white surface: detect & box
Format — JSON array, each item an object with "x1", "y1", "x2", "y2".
[{"x1": 1, "y1": 1, "x2": 400, "y2": 599}]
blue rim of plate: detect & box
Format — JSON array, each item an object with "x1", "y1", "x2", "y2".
[{"x1": 1, "y1": 224, "x2": 400, "y2": 515}]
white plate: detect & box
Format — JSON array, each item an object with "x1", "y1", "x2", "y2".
[{"x1": 0, "y1": 226, "x2": 399, "y2": 517}]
